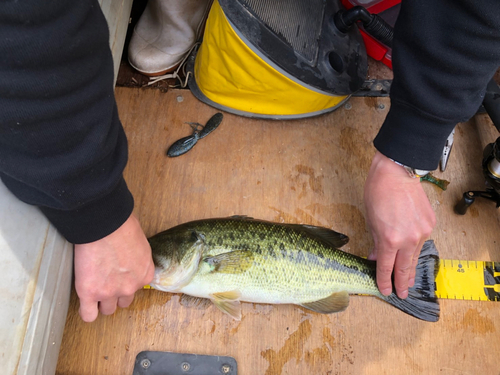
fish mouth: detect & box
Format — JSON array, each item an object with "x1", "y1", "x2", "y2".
[
  {"x1": 149, "y1": 278, "x2": 179, "y2": 293},
  {"x1": 149, "y1": 282, "x2": 172, "y2": 292},
  {"x1": 150, "y1": 267, "x2": 171, "y2": 291},
  {"x1": 150, "y1": 266, "x2": 186, "y2": 293}
]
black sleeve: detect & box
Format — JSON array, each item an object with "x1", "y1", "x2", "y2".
[
  {"x1": 0, "y1": 0, "x2": 134, "y2": 244},
  {"x1": 374, "y1": 0, "x2": 500, "y2": 170}
]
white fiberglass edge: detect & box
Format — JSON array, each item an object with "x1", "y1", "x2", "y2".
[{"x1": 0, "y1": 1, "x2": 133, "y2": 373}]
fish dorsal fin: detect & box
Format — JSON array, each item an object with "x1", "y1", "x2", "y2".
[
  {"x1": 287, "y1": 224, "x2": 349, "y2": 248},
  {"x1": 210, "y1": 290, "x2": 242, "y2": 320},
  {"x1": 203, "y1": 250, "x2": 254, "y2": 274},
  {"x1": 229, "y1": 215, "x2": 254, "y2": 220},
  {"x1": 300, "y1": 291, "x2": 350, "y2": 314},
  {"x1": 180, "y1": 294, "x2": 212, "y2": 309}
]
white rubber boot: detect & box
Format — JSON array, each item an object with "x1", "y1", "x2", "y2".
[{"x1": 128, "y1": 0, "x2": 212, "y2": 76}]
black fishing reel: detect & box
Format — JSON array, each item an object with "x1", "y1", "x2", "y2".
[
  {"x1": 455, "y1": 137, "x2": 500, "y2": 214},
  {"x1": 455, "y1": 79, "x2": 500, "y2": 215}
]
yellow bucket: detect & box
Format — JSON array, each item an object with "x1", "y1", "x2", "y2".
[{"x1": 188, "y1": 0, "x2": 366, "y2": 119}]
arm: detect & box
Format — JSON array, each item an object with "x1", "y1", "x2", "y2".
[
  {"x1": 365, "y1": 0, "x2": 500, "y2": 297},
  {"x1": 0, "y1": 1, "x2": 153, "y2": 320}
]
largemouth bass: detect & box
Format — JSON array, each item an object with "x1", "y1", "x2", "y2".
[{"x1": 149, "y1": 217, "x2": 440, "y2": 322}]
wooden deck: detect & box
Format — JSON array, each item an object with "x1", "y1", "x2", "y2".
[{"x1": 56, "y1": 85, "x2": 500, "y2": 374}]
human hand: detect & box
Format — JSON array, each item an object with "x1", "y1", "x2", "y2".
[
  {"x1": 364, "y1": 151, "x2": 436, "y2": 299},
  {"x1": 74, "y1": 213, "x2": 155, "y2": 322}
]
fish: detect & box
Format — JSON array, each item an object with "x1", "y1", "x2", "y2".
[
  {"x1": 166, "y1": 112, "x2": 223, "y2": 157},
  {"x1": 148, "y1": 217, "x2": 440, "y2": 322}
]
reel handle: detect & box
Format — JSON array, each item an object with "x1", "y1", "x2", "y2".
[{"x1": 454, "y1": 192, "x2": 475, "y2": 215}]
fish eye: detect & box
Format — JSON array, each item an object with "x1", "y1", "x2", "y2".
[
  {"x1": 189, "y1": 230, "x2": 205, "y2": 243},
  {"x1": 190, "y1": 231, "x2": 198, "y2": 242}
]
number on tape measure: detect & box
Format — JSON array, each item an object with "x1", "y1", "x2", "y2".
[{"x1": 435, "y1": 260, "x2": 500, "y2": 301}]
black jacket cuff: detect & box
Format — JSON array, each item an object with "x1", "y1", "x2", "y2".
[
  {"x1": 373, "y1": 100, "x2": 456, "y2": 171},
  {"x1": 40, "y1": 177, "x2": 134, "y2": 244}
]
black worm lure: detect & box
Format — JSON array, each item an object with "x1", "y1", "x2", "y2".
[
  {"x1": 198, "y1": 112, "x2": 223, "y2": 139},
  {"x1": 166, "y1": 112, "x2": 223, "y2": 157},
  {"x1": 166, "y1": 134, "x2": 200, "y2": 157}
]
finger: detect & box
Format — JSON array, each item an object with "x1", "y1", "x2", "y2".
[
  {"x1": 367, "y1": 234, "x2": 380, "y2": 261},
  {"x1": 79, "y1": 298, "x2": 99, "y2": 323},
  {"x1": 408, "y1": 239, "x2": 426, "y2": 288},
  {"x1": 117, "y1": 295, "x2": 135, "y2": 309},
  {"x1": 408, "y1": 256, "x2": 418, "y2": 288},
  {"x1": 393, "y1": 245, "x2": 419, "y2": 299},
  {"x1": 99, "y1": 297, "x2": 119, "y2": 316},
  {"x1": 375, "y1": 246, "x2": 398, "y2": 296}
]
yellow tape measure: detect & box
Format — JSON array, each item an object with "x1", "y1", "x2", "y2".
[{"x1": 436, "y1": 260, "x2": 500, "y2": 301}]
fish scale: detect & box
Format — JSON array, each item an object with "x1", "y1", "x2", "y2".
[{"x1": 188, "y1": 219, "x2": 378, "y2": 299}]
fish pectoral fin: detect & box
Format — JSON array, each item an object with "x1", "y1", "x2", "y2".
[
  {"x1": 180, "y1": 294, "x2": 212, "y2": 310},
  {"x1": 203, "y1": 251, "x2": 254, "y2": 274},
  {"x1": 288, "y1": 224, "x2": 349, "y2": 248},
  {"x1": 210, "y1": 291, "x2": 242, "y2": 320},
  {"x1": 300, "y1": 291, "x2": 350, "y2": 314}
]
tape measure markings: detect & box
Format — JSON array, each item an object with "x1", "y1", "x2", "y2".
[{"x1": 436, "y1": 259, "x2": 500, "y2": 301}]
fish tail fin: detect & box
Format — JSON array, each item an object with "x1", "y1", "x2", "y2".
[{"x1": 383, "y1": 240, "x2": 440, "y2": 322}]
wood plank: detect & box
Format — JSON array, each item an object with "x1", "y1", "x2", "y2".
[{"x1": 56, "y1": 88, "x2": 500, "y2": 375}]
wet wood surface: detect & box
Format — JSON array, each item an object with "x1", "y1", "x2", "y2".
[{"x1": 56, "y1": 87, "x2": 500, "y2": 375}]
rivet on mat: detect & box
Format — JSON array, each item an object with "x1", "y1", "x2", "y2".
[{"x1": 141, "y1": 359, "x2": 151, "y2": 369}]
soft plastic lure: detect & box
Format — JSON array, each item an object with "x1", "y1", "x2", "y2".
[
  {"x1": 167, "y1": 113, "x2": 223, "y2": 157},
  {"x1": 421, "y1": 173, "x2": 450, "y2": 191}
]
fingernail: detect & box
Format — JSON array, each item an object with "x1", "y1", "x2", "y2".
[
  {"x1": 399, "y1": 290, "x2": 408, "y2": 299},
  {"x1": 408, "y1": 278, "x2": 415, "y2": 287},
  {"x1": 381, "y1": 288, "x2": 391, "y2": 296}
]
